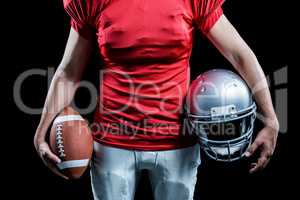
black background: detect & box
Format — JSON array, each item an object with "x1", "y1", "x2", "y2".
[{"x1": 6, "y1": 0, "x2": 292, "y2": 200}]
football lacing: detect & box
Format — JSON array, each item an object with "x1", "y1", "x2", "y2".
[{"x1": 56, "y1": 123, "x2": 66, "y2": 158}]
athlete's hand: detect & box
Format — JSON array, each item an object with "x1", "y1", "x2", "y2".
[
  {"x1": 34, "y1": 139, "x2": 69, "y2": 180},
  {"x1": 245, "y1": 121, "x2": 279, "y2": 173}
]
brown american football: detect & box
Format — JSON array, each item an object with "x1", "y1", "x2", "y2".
[{"x1": 50, "y1": 107, "x2": 93, "y2": 179}]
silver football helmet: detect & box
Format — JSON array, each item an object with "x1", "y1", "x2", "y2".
[{"x1": 185, "y1": 69, "x2": 256, "y2": 162}]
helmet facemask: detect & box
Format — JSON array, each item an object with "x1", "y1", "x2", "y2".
[{"x1": 187, "y1": 103, "x2": 256, "y2": 162}]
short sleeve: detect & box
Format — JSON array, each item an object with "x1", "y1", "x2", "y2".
[
  {"x1": 193, "y1": 0, "x2": 225, "y2": 34},
  {"x1": 63, "y1": 0, "x2": 99, "y2": 39}
]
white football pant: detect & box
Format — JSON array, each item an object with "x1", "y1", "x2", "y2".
[{"x1": 91, "y1": 142, "x2": 201, "y2": 200}]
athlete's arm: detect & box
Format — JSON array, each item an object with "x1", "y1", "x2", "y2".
[
  {"x1": 33, "y1": 28, "x2": 93, "y2": 179},
  {"x1": 206, "y1": 15, "x2": 279, "y2": 173}
]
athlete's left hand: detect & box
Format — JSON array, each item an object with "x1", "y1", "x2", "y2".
[{"x1": 245, "y1": 121, "x2": 279, "y2": 173}]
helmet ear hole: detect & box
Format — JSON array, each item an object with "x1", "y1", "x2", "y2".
[{"x1": 186, "y1": 69, "x2": 256, "y2": 162}]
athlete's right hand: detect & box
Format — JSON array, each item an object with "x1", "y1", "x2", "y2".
[{"x1": 34, "y1": 138, "x2": 69, "y2": 180}]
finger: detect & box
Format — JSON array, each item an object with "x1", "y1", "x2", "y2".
[
  {"x1": 249, "y1": 156, "x2": 268, "y2": 173},
  {"x1": 245, "y1": 140, "x2": 261, "y2": 157},
  {"x1": 249, "y1": 163, "x2": 258, "y2": 173},
  {"x1": 262, "y1": 157, "x2": 270, "y2": 169},
  {"x1": 38, "y1": 142, "x2": 61, "y2": 163},
  {"x1": 43, "y1": 150, "x2": 61, "y2": 164},
  {"x1": 260, "y1": 145, "x2": 272, "y2": 169},
  {"x1": 49, "y1": 166, "x2": 70, "y2": 180},
  {"x1": 249, "y1": 164, "x2": 258, "y2": 174},
  {"x1": 43, "y1": 156, "x2": 69, "y2": 180},
  {"x1": 249, "y1": 142, "x2": 272, "y2": 173}
]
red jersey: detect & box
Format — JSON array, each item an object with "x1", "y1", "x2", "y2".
[{"x1": 63, "y1": 0, "x2": 225, "y2": 150}]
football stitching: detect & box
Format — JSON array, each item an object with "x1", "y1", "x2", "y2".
[{"x1": 56, "y1": 123, "x2": 66, "y2": 159}]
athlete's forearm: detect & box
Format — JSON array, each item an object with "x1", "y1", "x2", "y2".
[
  {"x1": 207, "y1": 15, "x2": 279, "y2": 130},
  {"x1": 229, "y1": 47, "x2": 279, "y2": 129},
  {"x1": 34, "y1": 28, "x2": 92, "y2": 148},
  {"x1": 34, "y1": 68, "x2": 79, "y2": 147}
]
